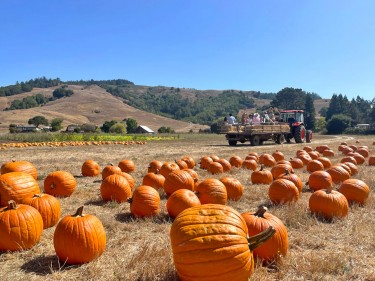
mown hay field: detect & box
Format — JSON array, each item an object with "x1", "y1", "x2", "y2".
[{"x1": 0, "y1": 133, "x2": 374, "y2": 281}]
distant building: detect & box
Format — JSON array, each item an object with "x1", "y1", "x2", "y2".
[
  {"x1": 354, "y1": 124, "x2": 370, "y2": 129},
  {"x1": 15, "y1": 125, "x2": 39, "y2": 133},
  {"x1": 135, "y1": 125, "x2": 154, "y2": 134},
  {"x1": 66, "y1": 124, "x2": 80, "y2": 132}
]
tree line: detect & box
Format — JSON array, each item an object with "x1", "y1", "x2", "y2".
[{"x1": 0, "y1": 77, "x2": 61, "y2": 97}]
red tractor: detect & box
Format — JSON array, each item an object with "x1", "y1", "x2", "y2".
[{"x1": 278, "y1": 110, "x2": 312, "y2": 143}]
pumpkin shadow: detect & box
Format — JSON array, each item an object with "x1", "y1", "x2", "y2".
[
  {"x1": 21, "y1": 254, "x2": 79, "y2": 275},
  {"x1": 115, "y1": 212, "x2": 172, "y2": 224},
  {"x1": 84, "y1": 198, "x2": 106, "y2": 206},
  {"x1": 115, "y1": 212, "x2": 136, "y2": 223}
]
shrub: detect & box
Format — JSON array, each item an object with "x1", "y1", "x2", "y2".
[
  {"x1": 109, "y1": 123, "x2": 126, "y2": 134},
  {"x1": 326, "y1": 114, "x2": 352, "y2": 134}
]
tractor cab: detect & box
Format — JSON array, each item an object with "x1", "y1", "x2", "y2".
[
  {"x1": 278, "y1": 110, "x2": 312, "y2": 143},
  {"x1": 278, "y1": 110, "x2": 304, "y2": 124}
]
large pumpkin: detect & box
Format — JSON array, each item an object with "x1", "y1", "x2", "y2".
[
  {"x1": 0, "y1": 200, "x2": 43, "y2": 251},
  {"x1": 166, "y1": 189, "x2": 201, "y2": 219},
  {"x1": 23, "y1": 193, "x2": 61, "y2": 229},
  {"x1": 100, "y1": 174, "x2": 132, "y2": 203},
  {"x1": 220, "y1": 177, "x2": 244, "y2": 201},
  {"x1": 163, "y1": 170, "x2": 195, "y2": 196},
  {"x1": 195, "y1": 179, "x2": 227, "y2": 205},
  {"x1": 129, "y1": 185, "x2": 161, "y2": 217},
  {"x1": 170, "y1": 204, "x2": 275, "y2": 281},
  {"x1": 241, "y1": 206, "x2": 288, "y2": 262},
  {"x1": 1, "y1": 160, "x2": 38, "y2": 180},
  {"x1": 337, "y1": 179, "x2": 370, "y2": 205},
  {"x1": 309, "y1": 185, "x2": 349, "y2": 220},
  {"x1": 44, "y1": 170, "x2": 76, "y2": 198},
  {"x1": 0, "y1": 172, "x2": 40, "y2": 206},
  {"x1": 326, "y1": 165, "x2": 350, "y2": 184},
  {"x1": 54, "y1": 206, "x2": 106, "y2": 264}
]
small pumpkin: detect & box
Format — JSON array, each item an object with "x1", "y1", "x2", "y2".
[
  {"x1": 142, "y1": 170, "x2": 165, "y2": 190},
  {"x1": 81, "y1": 160, "x2": 101, "y2": 177},
  {"x1": 268, "y1": 179, "x2": 299, "y2": 204},
  {"x1": 307, "y1": 171, "x2": 333, "y2": 192},
  {"x1": 216, "y1": 158, "x2": 232, "y2": 172},
  {"x1": 118, "y1": 159, "x2": 135, "y2": 173},
  {"x1": 54, "y1": 206, "x2": 106, "y2": 264},
  {"x1": 44, "y1": 170, "x2": 77, "y2": 198},
  {"x1": 101, "y1": 164, "x2": 122, "y2": 180},
  {"x1": 242, "y1": 159, "x2": 258, "y2": 171},
  {"x1": 1, "y1": 160, "x2": 38, "y2": 180},
  {"x1": 309, "y1": 185, "x2": 349, "y2": 220},
  {"x1": 147, "y1": 160, "x2": 163, "y2": 173},
  {"x1": 241, "y1": 206, "x2": 288, "y2": 262},
  {"x1": 159, "y1": 162, "x2": 180, "y2": 178},
  {"x1": 220, "y1": 177, "x2": 244, "y2": 201},
  {"x1": 0, "y1": 200, "x2": 43, "y2": 251},
  {"x1": 272, "y1": 151, "x2": 285, "y2": 162},
  {"x1": 271, "y1": 163, "x2": 294, "y2": 179},
  {"x1": 199, "y1": 156, "x2": 213, "y2": 170},
  {"x1": 129, "y1": 185, "x2": 161, "y2": 217},
  {"x1": 170, "y1": 204, "x2": 275, "y2": 281},
  {"x1": 306, "y1": 159, "x2": 324, "y2": 173},
  {"x1": 337, "y1": 179, "x2": 370, "y2": 205},
  {"x1": 207, "y1": 161, "x2": 224, "y2": 174},
  {"x1": 289, "y1": 158, "x2": 304, "y2": 169},
  {"x1": 259, "y1": 154, "x2": 276, "y2": 167},
  {"x1": 251, "y1": 165, "x2": 273, "y2": 185},
  {"x1": 181, "y1": 156, "x2": 195, "y2": 169},
  {"x1": 341, "y1": 162, "x2": 358, "y2": 175},
  {"x1": 326, "y1": 165, "x2": 351, "y2": 184},
  {"x1": 175, "y1": 159, "x2": 188, "y2": 170},
  {"x1": 166, "y1": 189, "x2": 201, "y2": 219},
  {"x1": 316, "y1": 157, "x2": 332, "y2": 169},
  {"x1": 277, "y1": 170, "x2": 303, "y2": 193},
  {"x1": 23, "y1": 193, "x2": 61, "y2": 229},
  {"x1": 229, "y1": 155, "x2": 243, "y2": 168},
  {"x1": 322, "y1": 149, "x2": 335, "y2": 157},
  {"x1": 369, "y1": 156, "x2": 375, "y2": 166}
]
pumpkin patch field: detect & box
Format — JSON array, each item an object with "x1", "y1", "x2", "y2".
[{"x1": 0, "y1": 133, "x2": 374, "y2": 280}]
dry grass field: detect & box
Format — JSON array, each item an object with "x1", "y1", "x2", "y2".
[{"x1": 0, "y1": 133, "x2": 374, "y2": 281}]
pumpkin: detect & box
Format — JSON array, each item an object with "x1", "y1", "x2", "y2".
[
  {"x1": 163, "y1": 170, "x2": 195, "y2": 196},
  {"x1": 340, "y1": 156, "x2": 357, "y2": 165},
  {"x1": 297, "y1": 153, "x2": 312, "y2": 165},
  {"x1": 54, "y1": 206, "x2": 106, "y2": 264},
  {"x1": 195, "y1": 178, "x2": 227, "y2": 205},
  {"x1": 118, "y1": 159, "x2": 135, "y2": 173},
  {"x1": 147, "y1": 160, "x2": 163, "y2": 173},
  {"x1": 341, "y1": 162, "x2": 358, "y2": 175},
  {"x1": 277, "y1": 160, "x2": 291, "y2": 166},
  {"x1": 247, "y1": 152, "x2": 259, "y2": 160},
  {"x1": 220, "y1": 177, "x2": 244, "y2": 201},
  {"x1": 307, "y1": 171, "x2": 333, "y2": 192},
  {"x1": 210, "y1": 155, "x2": 220, "y2": 162},
  {"x1": 271, "y1": 164, "x2": 294, "y2": 179},
  {"x1": 347, "y1": 152, "x2": 365, "y2": 165},
  {"x1": 259, "y1": 154, "x2": 276, "y2": 167},
  {"x1": 268, "y1": 179, "x2": 299, "y2": 204},
  {"x1": 272, "y1": 151, "x2": 285, "y2": 162},
  {"x1": 100, "y1": 174, "x2": 132, "y2": 203},
  {"x1": 337, "y1": 179, "x2": 370, "y2": 205},
  {"x1": 207, "y1": 161, "x2": 224, "y2": 174},
  {"x1": 241, "y1": 206, "x2": 288, "y2": 262},
  {"x1": 303, "y1": 146, "x2": 313, "y2": 152},
  {"x1": 181, "y1": 156, "x2": 195, "y2": 169},
  {"x1": 336, "y1": 163, "x2": 352, "y2": 176},
  {"x1": 44, "y1": 170, "x2": 76, "y2": 198},
  {"x1": 166, "y1": 189, "x2": 201, "y2": 219},
  {"x1": 245, "y1": 155, "x2": 259, "y2": 162},
  {"x1": 306, "y1": 160, "x2": 324, "y2": 173},
  {"x1": 120, "y1": 172, "x2": 135, "y2": 190},
  {"x1": 23, "y1": 193, "x2": 61, "y2": 229},
  {"x1": 102, "y1": 164, "x2": 122, "y2": 180},
  {"x1": 159, "y1": 162, "x2": 180, "y2": 178},
  {"x1": 170, "y1": 204, "x2": 275, "y2": 281},
  {"x1": 326, "y1": 165, "x2": 351, "y2": 184},
  {"x1": 309, "y1": 185, "x2": 349, "y2": 220},
  {"x1": 369, "y1": 156, "x2": 375, "y2": 166},
  {"x1": 242, "y1": 159, "x2": 258, "y2": 171},
  {"x1": 322, "y1": 149, "x2": 335, "y2": 157},
  {"x1": 216, "y1": 158, "x2": 232, "y2": 172},
  {"x1": 277, "y1": 170, "x2": 303, "y2": 193},
  {"x1": 142, "y1": 170, "x2": 165, "y2": 190},
  {"x1": 81, "y1": 160, "x2": 100, "y2": 177},
  {"x1": 0, "y1": 172, "x2": 40, "y2": 206},
  {"x1": 316, "y1": 157, "x2": 332, "y2": 169},
  {"x1": 1, "y1": 160, "x2": 38, "y2": 180},
  {"x1": 229, "y1": 156, "x2": 243, "y2": 168},
  {"x1": 251, "y1": 165, "x2": 273, "y2": 185},
  {"x1": 0, "y1": 200, "x2": 43, "y2": 251},
  {"x1": 199, "y1": 156, "x2": 213, "y2": 170},
  {"x1": 315, "y1": 145, "x2": 330, "y2": 153},
  {"x1": 129, "y1": 185, "x2": 161, "y2": 217},
  {"x1": 289, "y1": 158, "x2": 304, "y2": 169},
  {"x1": 175, "y1": 159, "x2": 188, "y2": 170}
]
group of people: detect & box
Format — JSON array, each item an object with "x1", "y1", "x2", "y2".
[{"x1": 224, "y1": 107, "x2": 277, "y2": 125}]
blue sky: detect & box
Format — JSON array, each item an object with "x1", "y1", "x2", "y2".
[{"x1": 1, "y1": 1, "x2": 374, "y2": 100}]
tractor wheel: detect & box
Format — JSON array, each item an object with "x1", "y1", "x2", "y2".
[
  {"x1": 250, "y1": 135, "x2": 261, "y2": 146},
  {"x1": 228, "y1": 140, "x2": 237, "y2": 146},
  {"x1": 306, "y1": 130, "x2": 312, "y2": 143},
  {"x1": 294, "y1": 125, "x2": 306, "y2": 143},
  {"x1": 275, "y1": 134, "x2": 284, "y2": 144}
]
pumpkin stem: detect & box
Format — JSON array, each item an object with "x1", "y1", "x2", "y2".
[
  {"x1": 326, "y1": 185, "x2": 333, "y2": 194},
  {"x1": 248, "y1": 226, "x2": 276, "y2": 251},
  {"x1": 50, "y1": 183, "x2": 56, "y2": 189},
  {"x1": 7, "y1": 200, "x2": 17, "y2": 210},
  {"x1": 127, "y1": 197, "x2": 133, "y2": 204},
  {"x1": 72, "y1": 206, "x2": 84, "y2": 217},
  {"x1": 33, "y1": 194, "x2": 43, "y2": 198},
  {"x1": 284, "y1": 169, "x2": 290, "y2": 175},
  {"x1": 254, "y1": 206, "x2": 268, "y2": 217},
  {"x1": 259, "y1": 164, "x2": 264, "y2": 171}
]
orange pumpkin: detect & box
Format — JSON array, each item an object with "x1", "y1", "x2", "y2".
[
  {"x1": 54, "y1": 206, "x2": 106, "y2": 264},
  {"x1": 159, "y1": 162, "x2": 180, "y2": 177},
  {"x1": 1, "y1": 160, "x2": 38, "y2": 180},
  {"x1": 100, "y1": 174, "x2": 132, "y2": 203},
  {"x1": 259, "y1": 154, "x2": 276, "y2": 167},
  {"x1": 142, "y1": 170, "x2": 165, "y2": 190},
  {"x1": 272, "y1": 151, "x2": 285, "y2": 162},
  {"x1": 277, "y1": 170, "x2": 303, "y2": 193},
  {"x1": 118, "y1": 159, "x2": 135, "y2": 173},
  {"x1": 337, "y1": 179, "x2": 370, "y2": 205},
  {"x1": 0, "y1": 172, "x2": 40, "y2": 206},
  {"x1": 207, "y1": 161, "x2": 224, "y2": 174},
  {"x1": 147, "y1": 160, "x2": 163, "y2": 173},
  {"x1": 271, "y1": 164, "x2": 294, "y2": 179},
  {"x1": 268, "y1": 179, "x2": 299, "y2": 204},
  {"x1": 0, "y1": 200, "x2": 43, "y2": 251},
  {"x1": 369, "y1": 156, "x2": 375, "y2": 166},
  {"x1": 166, "y1": 189, "x2": 201, "y2": 219},
  {"x1": 101, "y1": 164, "x2": 122, "y2": 180},
  {"x1": 23, "y1": 193, "x2": 61, "y2": 229},
  {"x1": 341, "y1": 162, "x2": 358, "y2": 175},
  {"x1": 199, "y1": 156, "x2": 213, "y2": 170},
  {"x1": 44, "y1": 170, "x2": 76, "y2": 198},
  {"x1": 251, "y1": 165, "x2": 273, "y2": 185},
  {"x1": 175, "y1": 159, "x2": 188, "y2": 170},
  {"x1": 220, "y1": 177, "x2": 244, "y2": 201},
  {"x1": 181, "y1": 156, "x2": 195, "y2": 169},
  {"x1": 316, "y1": 157, "x2": 332, "y2": 169},
  {"x1": 306, "y1": 160, "x2": 324, "y2": 173},
  {"x1": 326, "y1": 165, "x2": 350, "y2": 184},
  {"x1": 163, "y1": 170, "x2": 195, "y2": 196},
  {"x1": 307, "y1": 171, "x2": 333, "y2": 192},
  {"x1": 229, "y1": 155, "x2": 243, "y2": 168},
  {"x1": 195, "y1": 178, "x2": 227, "y2": 205},
  {"x1": 241, "y1": 206, "x2": 288, "y2": 262},
  {"x1": 81, "y1": 160, "x2": 100, "y2": 177},
  {"x1": 129, "y1": 185, "x2": 161, "y2": 217},
  {"x1": 170, "y1": 204, "x2": 275, "y2": 281},
  {"x1": 242, "y1": 159, "x2": 258, "y2": 171},
  {"x1": 322, "y1": 149, "x2": 335, "y2": 157},
  {"x1": 289, "y1": 158, "x2": 304, "y2": 169},
  {"x1": 216, "y1": 158, "x2": 232, "y2": 172}
]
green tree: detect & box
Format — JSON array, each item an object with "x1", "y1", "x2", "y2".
[
  {"x1": 314, "y1": 117, "x2": 327, "y2": 133},
  {"x1": 9, "y1": 124, "x2": 17, "y2": 133},
  {"x1": 326, "y1": 114, "x2": 352, "y2": 134},
  {"x1": 101, "y1": 120, "x2": 118, "y2": 133},
  {"x1": 51, "y1": 118, "x2": 63, "y2": 132},
  {"x1": 28, "y1": 115, "x2": 48, "y2": 127},
  {"x1": 109, "y1": 123, "x2": 126, "y2": 134},
  {"x1": 319, "y1": 107, "x2": 328, "y2": 117},
  {"x1": 80, "y1": 123, "x2": 97, "y2": 133},
  {"x1": 126, "y1": 118, "x2": 138, "y2": 133},
  {"x1": 326, "y1": 94, "x2": 350, "y2": 121},
  {"x1": 158, "y1": 126, "x2": 175, "y2": 133},
  {"x1": 271, "y1": 87, "x2": 306, "y2": 109},
  {"x1": 304, "y1": 94, "x2": 316, "y2": 130}
]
